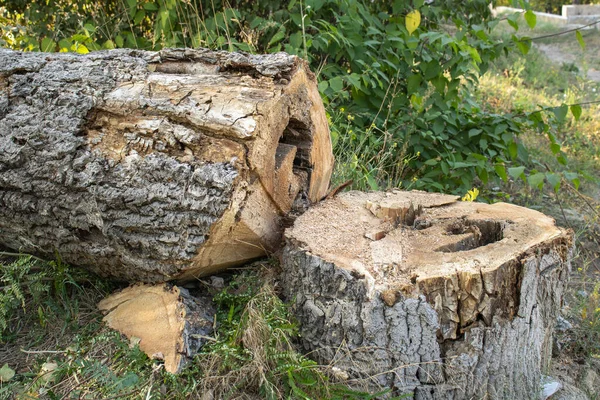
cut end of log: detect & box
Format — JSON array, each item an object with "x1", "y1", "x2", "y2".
[
  {"x1": 281, "y1": 190, "x2": 573, "y2": 396},
  {"x1": 287, "y1": 190, "x2": 564, "y2": 284},
  {"x1": 286, "y1": 190, "x2": 571, "y2": 337},
  {"x1": 0, "y1": 48, "x2": 334, "y2": 282},
  {"x1": 98, "y1": 284, "x2": 214, "y2": 374}
]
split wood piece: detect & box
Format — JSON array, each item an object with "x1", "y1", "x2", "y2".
[
  {"x1": 98, "y1": 284, "x2": 214, "y2": 374},
  {"x1": 0, "y1": 48, "x2": 333, "y2": 282},
  {"x1": 281, "y1": 190, "x2": 573, "y2": 399}
]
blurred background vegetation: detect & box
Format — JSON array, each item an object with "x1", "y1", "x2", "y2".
[{"x1": 496, "y1": 0, "x2": 600, "y2": 14}]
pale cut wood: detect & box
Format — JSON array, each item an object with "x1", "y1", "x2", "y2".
[
  {"x1": 0, "y1": 48, "x2": 333, "y2": 282},
  {"x1": 281, "y1": 190, "x2": 573, "y2": 399},
  {"x1": 98, "y1": 284, "x2": 214, "y2": 374}
]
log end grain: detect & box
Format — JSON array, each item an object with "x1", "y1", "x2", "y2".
[{"x1": 98, "y1": 284, "x2": 214, "y2": 374}]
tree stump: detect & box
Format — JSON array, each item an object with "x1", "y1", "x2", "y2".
[
  {"x1": 0, "y1": 48, "x2": 333, "y2": 282},
  {"x1": 281, "y1": 190, "x2": 573, "y2": 399}
]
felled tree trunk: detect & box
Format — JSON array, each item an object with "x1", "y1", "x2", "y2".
[
  {"x1": 0, "y1": 48, "x2": 333, "y2": 282},
  {"x1": 281, "y1": 191, "x2": 573, "y2": 399}
]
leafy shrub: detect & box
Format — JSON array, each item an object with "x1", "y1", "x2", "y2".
[{"x1": 0, "y1": 0, "x2": 582, "y2": 194}]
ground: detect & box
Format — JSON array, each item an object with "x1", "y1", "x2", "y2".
[{"x1": 535, "y1": 27, "x2": 600, "y2": 83}]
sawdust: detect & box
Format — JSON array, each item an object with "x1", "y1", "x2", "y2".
[{"x1": 287, "y1": 190, "x2": 564, "y2": 286}]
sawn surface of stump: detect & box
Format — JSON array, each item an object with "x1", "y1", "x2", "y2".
[
  {"x1": 281, "y1": 190, "x2": 573, "y2": 399},
  {"x1": 0, "y1": 48, "x2": 333, "y2": 282}
]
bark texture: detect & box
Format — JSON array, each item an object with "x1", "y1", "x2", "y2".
[
  {"x1": 98, "y1": 284, "x2": 214, "y2": 373},
  {"x1": 281, "y1": 190, "x2": 573, "y2": 399},
  {"x1": 0, "y1": 48, "x2": 333, "y2": 282}
]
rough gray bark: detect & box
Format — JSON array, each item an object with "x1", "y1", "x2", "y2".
[
  {"x1": 281, "y1": 191, "x2": 573, "y2": 399},
  {"x1": 0, "y1": 48, "x2": 333, "y2": 282}
]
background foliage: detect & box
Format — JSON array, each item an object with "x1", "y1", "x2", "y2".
[{"x1": 0, "y1": 0, "x2": 585, "y2": 195}]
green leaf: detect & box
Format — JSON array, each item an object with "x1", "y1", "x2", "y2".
[
  {"x1": 576, "y1": 30, "x2": 585, "y2": 50},
  {"x1": 407, "y1": 74, "x2": 422, "y2": 95},
  {"x1": 507, "y1": 13, "x2": 520, "y2": 31},
  {"x1": 478, "y1": 168, "x2": 489, "y2": 184},
  {"x1": 432, "y1": 119, "x2": 445, "y2": 135},
  {"x1": 553, "y1": 104, "x2": 569, "y2": 123},
  {"x1": 466, "y1": 46, "x2": 481, "y2": 63},
  {"x1": 509, "y1": 141, "x2": 518, "y2": 159},
  {"x1": 0, "y1": 364, "x2": 15, "y2": 382},
  {"x1": 423, "y1": 61, "x2": 441, "y2": 80},
  {"x1": 527, "y1": 172, "x2": 545, "y2": 189},
  {"x1": 268, "y1": 29, "x2": 286, "y2": 47},
  {"x1": 557, "y1": 154, "x2": 568, "y2": 165},
  {"x1": 71, "y1": 34, "x2": 89, "y2": 43},
  {"x1": 424, "y1": 159, "x2": 438, "y2": 166},
  {"x1": 495, "y1": 164, "x2": 508, "y2": 182},
  {"x1": 515, "y1": 38, "x2": 531, "y2": 55},
  {"x1": 468, "y1": 129, "x2": 482, "y2": 137},
  {"x1": 410, "y1": 94, "x2": 423, "y2": 111},
  {"x1": 564, "y1": 172, "x2": 581, "y2": 189},
  {"x1": 365, "y1": 173, "x2": 379, "y2": 190},
  {"x1": 115, "y1": 35, "x2": 124, "y2": 48},
  {"x1": 103, "y1": 40, "x2": 116, "y2": 50},
  {"x1": 289, "y1": 31, "x2": 302, "y2": 49},
  {"x1": 41, "y1": 37, "x2": 56, "y2": 52},
  {"x1": 431, "y1": 76, "x2": 446, "y2": 94},
  {"x1": 119, "y1": 372, "x2": 139, "y2": 388},
  {"x1": 405, "y1": 10, "x2": 421, "y2": 35},
  {"x1": 83, "y1": 23, "x2": 96, "y2": 33},
  {"x1": 508, "y1": 166, "x2": 526, "y2": 181},
  {"x1": 440, "y1": 161, "x2": 449, "y2": 174},
  {"x1": 317, "y1": 81, "x2": 329, "y2": 93},
  {"x1": 346, "y1": 73, "x2": 362, "y2": 90},
  {"x1": 570, "y1": 104, "x2": 582, "y2": 121},
  {"x1": 524, "y1": 10, "x2": 537, "y2": 29},
  {"x1": 329, "y1": 77, "x2": 344, "y2": 92},
  {"x1": 494, "y1": 123, "x2": 508, "y2": 135},
  {"x1": 134, "y1": 10, "x2": 146, "y2": 25},
  {"x1": 144, "y1": 2, "x2": 159, "y2": 11},
  {"x1": 58, "y1": 38, "x2": 72, "y2": 52},
  {"x1": 550, "y1": 143, "x2": 561, "y2": 154},
  {"x1": 546, "y1": 172, "x2": 561, "y2": 192}
]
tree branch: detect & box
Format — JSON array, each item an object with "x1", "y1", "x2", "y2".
[{"x1": 529, "y1": 20, "x2": 600, "y2": 41}]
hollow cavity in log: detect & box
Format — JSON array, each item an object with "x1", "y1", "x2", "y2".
[{"x1": 281, "y1": 190, "x2": 573, "y2": 399}]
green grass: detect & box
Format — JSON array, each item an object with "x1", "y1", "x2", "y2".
[{"x1": 0, "y1": 256, "x2": 394, "y2": 400}]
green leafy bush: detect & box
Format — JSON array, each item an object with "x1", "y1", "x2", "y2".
[{"x1": 0, "y1": 0, "x2": 582, "y2": 194}]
